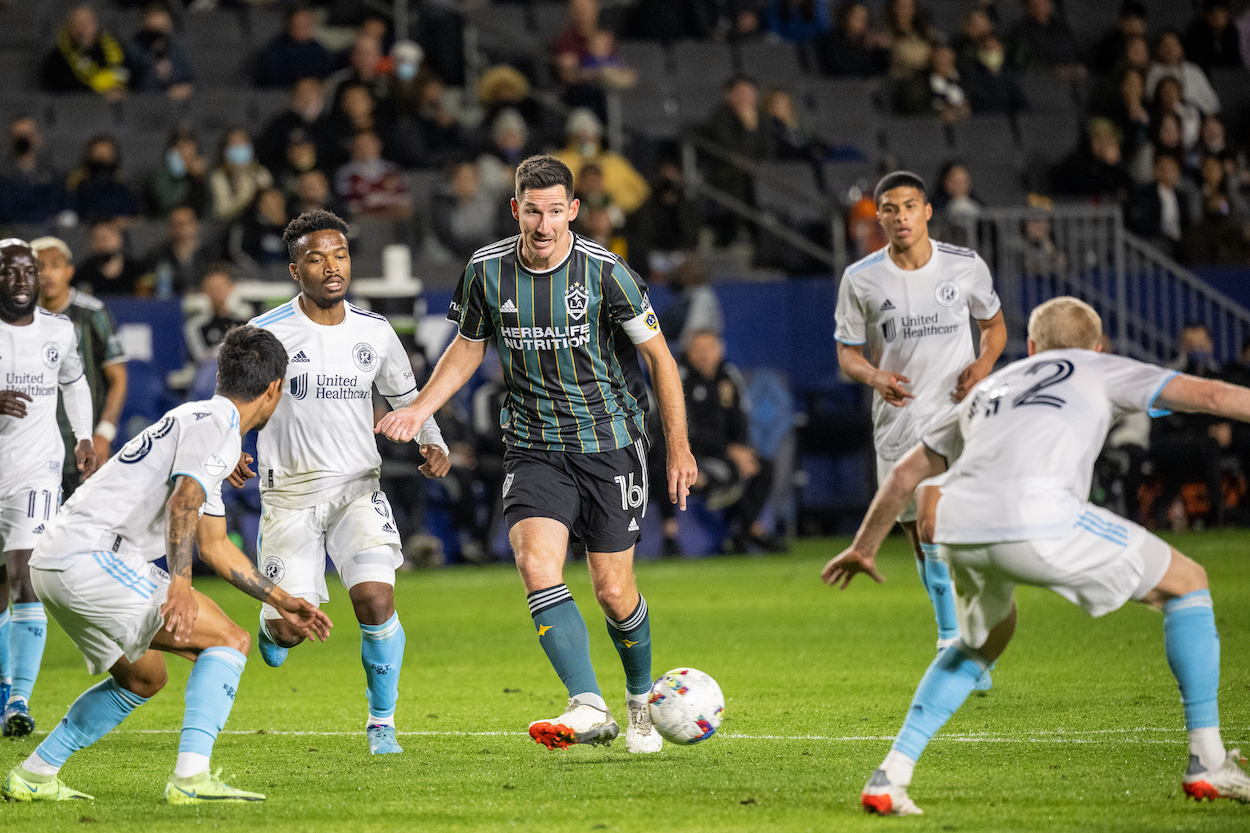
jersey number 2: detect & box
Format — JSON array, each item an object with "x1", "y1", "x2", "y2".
[{"x1": 1011, "y1": 360, "x2": 1074, "y2": 409}]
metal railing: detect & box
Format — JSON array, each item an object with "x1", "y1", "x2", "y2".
[{"x1": 936, "y1": 205, "x2": 1250, "y2": 364}]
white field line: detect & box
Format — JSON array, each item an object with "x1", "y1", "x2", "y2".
[{"x1": 28, "y1": 726, "x2": 1244, "y2": 744}]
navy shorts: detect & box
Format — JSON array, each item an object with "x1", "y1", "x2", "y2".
[{"x1": 502, "y1": 439, "x2": 650, "y2": 553}]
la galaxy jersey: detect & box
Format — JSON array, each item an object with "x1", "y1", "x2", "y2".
[
  {"x1": 31, "y1": 395, "x2": 241, "y2": 569},
  {"x1": 448, "y1": 233, "x2": 661, "y2": 454},
  {"x1": 251, "y1": 298, "x2": 419, "y2": 508},
  {"x1": 923, "y1": 350, "x2": 1177, "y2": 544},
  {"x1": 835, "y1": 240, "x2": 1001, "y2": 460},
  {"x1": 0, "y1": 307, "x2": 84, "y2": 494}
]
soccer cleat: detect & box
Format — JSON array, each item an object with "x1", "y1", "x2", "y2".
[
  {"x1": 625, "y1": 694, "x2": 663, "y2": 754},
  {"x1": 257, "y1": 615, "x2": 288, "y2": 668},
  {"x1": 367, "y1": 724, "x2": 403, "y2": 755},
  {"x1": 528, "y1": 697, "x2": 619, "y2": 750},
  {"x1": 1183, "y1": 749, "x2": 1250, "y2": 803},
  {"x1": 2, "y1": 766, "x2": 94, "y2": 801},
  {"x1": 972, "y1": 666, "x2": 993, "y2": 691},
  {"x1": 861, "y1": 769, "x2": 923, "y2": 816},
  {"x1": 3, "y1": 699, "x2": 35, "y2": 737},
  {"x1": 164, "y1": 769, "x2": 265, "y2": 804}
]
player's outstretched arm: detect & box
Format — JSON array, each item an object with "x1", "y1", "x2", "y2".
[
  {"x1": 61, "y1": 375, "x2": 99, "y2": 476},
  {"x1": 375, "y1": 335, "x2": 488, "y2": 443},
  {"x1": 161, "y1": 475, "x2": 205, "y2": 643},
  {"x1": 1156, "y1": 374, "x2": 1250, "y2": 422},
  {"x1": 821, "y1": 443, "x2": 947, "y2": 589},
  {"x1": 636, "y1": 333, "x2": 698, "y2": 510},
  {"x1": 953, "y1": 310, "x2": 1007, "y2": 402},
  {"x1": 836, "y1": 341, "x2": 914, "y2": 407},
  {"x1": 196, "y1": 515, "x2": 332, "y2": 642}
]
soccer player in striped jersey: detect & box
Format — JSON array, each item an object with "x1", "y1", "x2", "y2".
[
  {"x1": 376, "y1": 155, "x2": 698, "y2": 754},
  {"x1": 832, "y1": 171, "x2": 1006, "y2": 687},
  {"x1": 231, "y1": 210, "x2": 450, "y2": 756}
]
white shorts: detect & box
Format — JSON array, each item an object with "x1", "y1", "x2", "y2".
[
  {"x1": 257, "y1": 488, "x2": 402, "y2": 618},
  {"x1": 941, "y1": 505, "x2": 1172, "y2": 649},
  {"x1": 0, "y1": 477, "x2": 62, "y2": 556},
  {"x1": 876, "y1": 454, "x2": 917, "y2": 523},
  {"x1": 31, "y1": 550, "x2": 170, "y2": 675}
]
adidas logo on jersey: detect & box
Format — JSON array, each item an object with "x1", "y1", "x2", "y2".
[
  {"x1": 32, "y1": 524, "x2": 44, "y2": 534},
  {"x1": 500, "y1": 299, "x2": 518, "y2": 314},
  {"x1": 627, "y1": 517, "x2": 639, "y2": 532},
  {"x1": 291, "y1": 351, "x2": 310, "y2": 363},
  {"x1": 382, "y1": 522, "x2": 396, "y2": 533},
  {"x1": 880, "y1": 299, "x2": 895, "y2": 311}
]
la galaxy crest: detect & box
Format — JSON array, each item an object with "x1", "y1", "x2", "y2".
[{"x1": 565, "y1": 282, "x2": 588, "y2": 320}]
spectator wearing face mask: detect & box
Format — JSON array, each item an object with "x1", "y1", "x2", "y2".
[
  {"x1": 478, "y1": 108, "x2": 536, "y2": 198},
  {"x1": 74, "y1": 221, "x2": 152, "y2": 297},
  {"x1": 146, "y1": 127, "x2": 208, "y2": 218},
  {"x1": 960, "y1": 31, "x2": 1029, "y2": 114},
  {"x1": 125, "y1": 2, "x2": 194, "y2": 100},
  {"x1": 228, "y1": 187, "x2": 292, "y2": 272},
  {"x1": 68, "y1": 134, "x2": 140, "y2": 225},
  {"x1": 145, "y1": 205, "x2": 215, "y2": 297},
  {"x1": 209, "y1": 127, "x2": 274, "y2": 223},
  {"x1": 0, "y1": 116, "x2": 71, "y2": 226},
  {"x1": 552, "y1": 107, "x2": 649, "y2": 215},
  {"x1": 271, "y1": 129, "x2": 323, "y2": 201}
]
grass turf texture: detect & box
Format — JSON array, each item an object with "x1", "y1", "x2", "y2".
[{"x1": 3, "y1": 532, "x2": 1248, "y2": 832}]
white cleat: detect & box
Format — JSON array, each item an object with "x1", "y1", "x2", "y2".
[
  {"x1": 528, "y1": 697, "x2": 619, "y2": 750},
  {"x1": 625, "y1": 694, "x2": 663, "y2": 754},
  {"x1": 861, "y1": 769, "x2": 923, "y2": 816},
  {"x1": 1183, "y1": 749, "x2": 1250, "y2": 803}
]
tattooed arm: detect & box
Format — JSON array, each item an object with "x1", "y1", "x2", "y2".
[
  {"x1": 196, "y1": 515, "x2": 333, "y2": 642},
  {"x1": 160, "y1": 475, "x2": 205, "y2": 643}
]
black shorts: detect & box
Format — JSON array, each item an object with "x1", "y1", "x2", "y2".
[{"x1": 502, "y1": 439, "x2": 650, "y2": 553}]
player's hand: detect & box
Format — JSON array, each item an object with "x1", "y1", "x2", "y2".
[
  {"x1": 821, "y1": 547, "x2": 885, "y2": 590},
  {"x1": 227, "y1": 452, "x2": 255, "y2": 488},
  {"x1": 276, "y1": 594, "x2": 333, "y2": 643},
  {"x1": 953, "y1": 361, "x2": 992, "y2": 403},
  {"x1": 668, "y1": 446, "x2": 698, "y2": 511},
  {"x1": 871, "y1": 371, "x2": 914, "y2": 408},
  {"x1": 75, "y1": 438, "x2": 100, "y2": 479},
  {"x1": 418, "y1": 444, "x2": 451, "y2": 478},
  {"x1": 92, "y1": 433, "x2": 111, "y2": 465},
  {"x1": 0, "y1": 389, "x2": 32, "y2": 418},
  {"x1": 375, "y1": 408, "x2": 426, "y2": 444},
  {"x1": 159, "y1": 578, "x2": 199, "y2": 643}
]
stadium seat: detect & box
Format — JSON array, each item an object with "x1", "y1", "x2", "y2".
[
  {"x1": 0, "y1": 52, "x2": 37, "y2": 89},
  {"x1": 1210, "y1": 68, "x2": 1250, "y2": 138},
  {"x1": 950, "y1": 115, "x2": 1019, "y2": 165},
  {"x1": 674, "y1": 85, "x2": 722, "y2": 126},
  {"x1": 1019, "y1": 72, "x2": 1076, "y2": 111},
  {"x1": 249, "y1": 89, "x2": 291, "y2": 124},
  {"x1": 121, "y1": 94, "x2": 187, "y2": 136},
  {"x1": 50, "y1": 95, "x2": 120, "y2": 136},
  {"x1": 880, "y1": 115, "x2": 952, "y2": 171},
  {"x1": 618, "y1": 40, "x2": 669, "y2": 95},
  {"x1": 243, "y1": 4, "x2": 284, "y2": 48},
  {"x1": 1142, "y1": 0, "x2": 1194, "y2": 32},
  {"x1": 349, "y1": 216, "x2": 401, "y2": 278},
  {"x1": 1015, "y1": 110, "x2": 1081, "y2": 167},
  {"x1": 805, "y1": 77, "x2": 878, "y2": 146},
  {"x1": 186, "y1": 90, "x2": 252, "y2": 133},
  {"x1": 821, "y1": 160, "x2": 875, "y2": 199},
  {"x1": 755, "y1": 160, "x2": 830, "y2": 224},
  {"x1": 737, "y1": 40, "x2": 806, "y2": 91},
  {"x1": 186, "y1": 28, "x2": 250, "y2": 86},
  {"x1": 619, "y1": 88, "x2": 680, "y2": 139},
  {"x1": 119, "y1": 131, "x2": 169, "y2": 182},
  {"x1": 1062, "y1": 3, "x2": 1118, "y2": 37},
  {"x1": 672, "y1": 40, "x2": 734, "y2": 97},
  {"x1": 966, "y1": 160, "x2": 1027, "y2": 207},
  {"x1": 127, "y1": 218, "x2": 168, "y2": 259},
  {"x1": 531, "y1": 2, "x2": 567, "y2": 43}
]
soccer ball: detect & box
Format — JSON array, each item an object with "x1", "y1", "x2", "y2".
[{"x1": 647, "y1": 667, "x2": 724, "y2": 745}]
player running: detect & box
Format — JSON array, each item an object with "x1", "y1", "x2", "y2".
[
  {"x1": 231, "y1": 210, "x2": 449, "y2": 756},
  {"x1": 375, "y1": 155, "x2": 698, "y2": 754},
  {"x1": 825, "y1": 297, "x2": 1250, "y2": 814},
  {"x1": 834, "y1": 171, "x2": 1005, "y2": 686},
  {"x1": 3, "y1": 325, "x2": 331, "y2": 804},
  {"x1": 0, "y1": 238, "x2": 99, "y2": 737}
]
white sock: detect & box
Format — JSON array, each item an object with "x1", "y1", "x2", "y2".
[
  {"x1": 21, "y1": 751, "x2": 59, "y2": 778},
  {"x1": 882, "y1": 749, "x2": 917, "y2": 787},
  {"x1": 173, "y1": 752, "x2": 211, "y2": 779},
  {"x1": 573, "y1": 691, "x2": 608, "y2": 712},
  {"x1": 626, "y1": 691, "x2": 648, "y2": 705},
  {"x1": 1189, "y1": 726, "x2": 1225, "y2": 771},
  {"x1": 368, "y1": 714, "x2": 396, "y2": 728}
]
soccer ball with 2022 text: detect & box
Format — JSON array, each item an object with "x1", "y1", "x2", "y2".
[{"x1": 648, "y1": 667, "x2": 724, "y2": 744}]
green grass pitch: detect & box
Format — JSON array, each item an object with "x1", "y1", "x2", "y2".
[{"x1": 3, "y1": 532, "x2": 1248, "y2": 832}]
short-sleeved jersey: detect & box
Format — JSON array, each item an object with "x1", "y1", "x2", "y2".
[
  {"x1": 53, "y1": 290, "x2": 126, "y2": 464},
  {"x1": 835, "y1": 241, "x2": 1001, "y2": 460},
  {"x1": 251, "y1": 297, "x2": 418, "y2": 509},
  {"x1": 0, "y1": 307, "x2": 85, "y2": 494},
  {"x1": 448, "y1": 233, "x2": 661, "y2": 453},
  {"x1": 31, "y1": 395, "x2": 241, "y2": 569},
  {"x1": 923, "y1": 349, "x2": 1177, "y2": 544}
]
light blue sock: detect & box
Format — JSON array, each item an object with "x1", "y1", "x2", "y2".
[
  {"x1": 0, "y1": 605, "x2": 11, "y2": 690},
  {"x1": 606, "y1": 595, "x2": 653, "y2": 696},
  {"x1": 528, "y1": 584, "x2": 601, "y2": 698},
  {"x1": 10, "y1": 602, "x2": 47, "y2": 702},
  {"x1": 1164, "y1": 590, "x2": 1220, "y2": 730},
  {"x1": 893, "y1": 645, "x2": 984, "y2": 762},
  {"x1": 35, "y1": 678, "x2": 148, "y2": 767},
  {"x1": 179, "y1": 647, "x2": 247, "y2": 757},
  {"x1": 360, "y1": 613, "x2": 405, "y2": 723},
  {"x1": 919, "y1": 544, "x2": 959, "y2": 642}
]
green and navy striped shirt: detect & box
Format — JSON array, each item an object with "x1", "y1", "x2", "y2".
[{"x1": 448, "y1": 233, "x2": 662, "y2": 453}]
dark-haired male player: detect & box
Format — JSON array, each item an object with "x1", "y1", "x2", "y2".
[
  {"x1": 833, "y1": 171, "x2": 1005, "y2": 687},
  {"x1": 233, "y1": 210, "x2": 449, "y2": 756},
  {"x1": 4, "y1": 325, "x2": 331, "y2": 804},
  {"x1": 376, "y1": 155, "x2": 698, "y2": 754},
  {"x1": 0, "y1": 238, "x2": 98, "y2": 737}
]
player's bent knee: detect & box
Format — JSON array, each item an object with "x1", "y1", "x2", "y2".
[
  {"x1": 115, "y1": 664, "x2": 167, "y2": 699},
  {"x1": 219, "y1": 623, "x2": 251, "y2": 655}
]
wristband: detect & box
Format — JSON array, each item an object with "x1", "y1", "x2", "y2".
[{"x1": 94, "y1": 420, "x2": 117, "y2": 442}]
